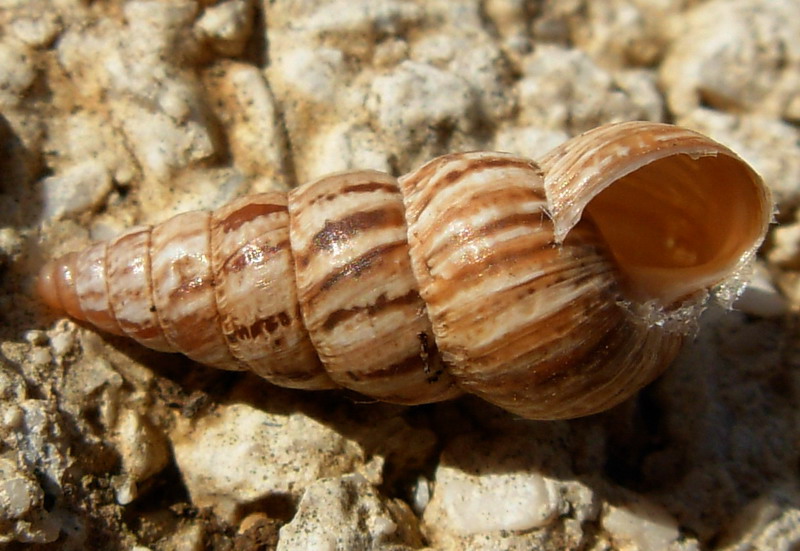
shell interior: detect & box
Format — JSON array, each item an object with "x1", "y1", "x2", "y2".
[{"x1": 583, "y1": 152, "x2": 768, "y2": 306}]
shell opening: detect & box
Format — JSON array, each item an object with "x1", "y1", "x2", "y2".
[{"x1": 583, "y1": 153, "x2": 767, "y2": 306}]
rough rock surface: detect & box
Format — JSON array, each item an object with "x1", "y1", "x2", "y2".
[{"x1": 2, "y1": 0, "x2": 799, "y2": 549}]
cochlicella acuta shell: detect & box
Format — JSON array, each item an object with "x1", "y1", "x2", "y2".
[{"x1": 37, "y1": 122, "x2": 772, "y2": 419}]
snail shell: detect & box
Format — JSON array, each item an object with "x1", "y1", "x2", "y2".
[{"x1": 37, "y1": 122, "x2": 771, "y2": 419}]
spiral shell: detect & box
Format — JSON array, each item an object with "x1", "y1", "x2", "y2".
[{"x1": 37, "y1": 122, "x2": 772, "y2": 419}]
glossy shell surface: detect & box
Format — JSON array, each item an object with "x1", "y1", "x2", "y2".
[{"x1": 38, "y1": 122, "x2": 772, "y2": 419}]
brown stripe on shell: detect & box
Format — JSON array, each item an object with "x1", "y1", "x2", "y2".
[
  {"x1": 314, "y1": 240, "x2": 408, "y2": 295},
  {"x1": 306, "y1": 180, "x2": 402, "y2": 207},
  {"x1": 210, "y1": 193, "x2": 333, "y2": 389},
  {"x1": 438, "y1": 236, "x2": 618, "y2": 371},
  {"x1": 333, "y1": 348, "x2": 452, "y2": 405},
  {"x1": 421, "y1": 184, "x2": 548, "y2": 262},
  {"x1": 398, "y1": 151, "x2": 625, "y2": 416},
  {"x1": 320, "y1": 289, "x2": 421, "y2": 332},
  {"x1": 340, "y1": 352, "x2": 431, "y2": 383},
  {"x1": 74, "y1": 242, "x2": 124, "y2": 336},
  {"x1": 217, "y1": 201, "x2": 288, "y2": 234},
  {"x1": 405, "y1": 154, "x2": 548, "y2": 271},
  {"x1": 428, "y1": 217, "x2": 610, "y2": 311},
  {"x1": 149, "y1": 211, "x2": 242, "y2": 370},
  {"x1": 311, "y1": 208, "x2": 407, "y2": 254},
  {"x1": 453, "y1": 256, "x2": 620, "y2": 383},
  {"x1": 221, "y1": 239, "x2": 289, "y2": 274},
  {"x1": 424, "y1": 239, "x2": 557, "y2": 310},
  {"x1": 478, "y1": 313, "x2": 684, "y2": 420},
  {"x1": 340, "y1": 181, "x2": 400, "y2": 195},
  {"x1": 300, "y1": 243, "x2": 422, "y2": 326},
  {"x1": 105, "y1": 227, "x2": 175, "y2": 352},
  {"x1": 290, "y1": 170, "x2": 460, "y2": 404},
  {"x1": 409, "y1": 154, "x2": 540, "y2": 219}
]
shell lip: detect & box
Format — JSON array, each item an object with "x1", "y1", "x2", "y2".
[
  {"x1": 542, "y1": 121, "x2": 773, "y2": 311},
  {"x1": 550, "y1": 142, "x2": 770, "y2": 244}
]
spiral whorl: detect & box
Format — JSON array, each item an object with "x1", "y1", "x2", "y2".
[{"x1": 38, "y1": 122, "x2": 771, "y2": 419}]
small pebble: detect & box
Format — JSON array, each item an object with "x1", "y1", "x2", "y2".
[
  {"x1": 0, "y1": 39, "x2": 35, "y2": 108},
  {"x1": 170, "y1": 403, "x2": 363, "y2": 520},
  {"x1": 734, "y1": 263, "x2": 788, "y2": 318},
  {"x1": 602, "y1": 496, "x2": 680, "y2": 551},
  {"x1": 277, "y1": 473, "x2": 422, "y2": 551},
  {"x1": 41, "y1": 161, "x2": 112, "y2": 221},
  {"x1": 768, "y1": 222, "x2": 800, "y2": 268},
  {"x1": 434, "y1": 464, "x2": 559, "y2": 534},
  {"x1": 11, "y1": 14, "x2": 61, "y2": 47},
  {"x1": 196, "y1": 0, "x2": 253, "y2": 56}
]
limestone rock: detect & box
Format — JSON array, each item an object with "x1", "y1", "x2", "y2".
[
  {"x1": 277, "y1": 473, "x2": 424, "y2": 551},
  {"x1": 41, "y1": 161, "x2": 113, "y2": 221},
  {"x1": 661, "y1": 0, "x2": 800, "y2": 121},
  {"x1": 733, "y1": 262, "x2": 788, "y2": 318},
  {"x1": 718, "y1": 485, "x2": 800, "y2": 551},
  {"x1": 517, "y1": 44, "x2": 664, "y2": 134},
  {"x1": 170, "y1": 402, "x2": 364, "y2": 521},
  {"x1": 601, "y1": 494, "x2": 684, "y2": 551},
  {"x1": 195, "y1": 0, "x2": 254, "y2": 57},
  {"x1": 423, "y1": 432, "x2": 599, "y2": 550}
]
